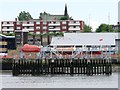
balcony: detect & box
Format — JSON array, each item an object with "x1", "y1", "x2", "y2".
[
  {"x1": 2, "y1": 29, "x2": 14, "y2": 31},
  {"x1": 22, "y1": 29, "x2": 34, "y2": 31},
  {"x1": 22, "y1": 24, "x2": 34, "y2": 26},
  {"x1": 2, "y1": 24, "x2": 14, "y2": 27},
  {"x1": 69, "y1": 28, "x2": 80, "y2": 31},
  {"x1": 49, "y1": 28, "x2": 60, "y2": 31},
  {"x1": 68, "y1": 23, "x2": 80, "y2": 26},
  {"x1": 49, "y1": 23, "x2": 60, "y2": 26}
]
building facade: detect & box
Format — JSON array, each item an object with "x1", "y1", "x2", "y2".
[
  {"x1": 0, "y1": 34, "x2": 16, "y2": 56},
  {"x1": 50, "y1": 33, "x2": 119, "y2": 59},
  {"x1": 1, "y1": 20, "x2": 84, "y2": 34}
]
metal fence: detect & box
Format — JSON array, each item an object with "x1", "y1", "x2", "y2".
[{"x1": 12, "y1": 59, "x2": 112, "y2": 76}]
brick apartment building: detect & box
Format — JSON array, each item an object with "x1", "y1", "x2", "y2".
[
  {"x1": 1, "y1": 19, "x2": 84, "y2": 46},
  {"x1": 1, "y1": 19, "x2": 84, "y2": 33}
]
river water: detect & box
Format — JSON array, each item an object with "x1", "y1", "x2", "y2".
[{"x1": 0, "y1": 71, "x2": 119, "y2": 89}]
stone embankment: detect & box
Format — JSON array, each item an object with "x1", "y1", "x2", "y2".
[{"x1": 112, "y1": 65, "x2": 120, "y2": 72}]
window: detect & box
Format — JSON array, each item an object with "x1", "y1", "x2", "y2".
[
  {"x1": 29, "y1": 27, "x2": 34, "y2": 29},
  {"x1": 23, "y1": 22, "x2": 27, "y2": 24},
  {"x1": 30, "y1": 22, "x2": 34, "y2": 24},
  {"x1": 9, "y1": 22, "x2": 14, "y2": 24},
  {"x1": 3, "y1": 22, "x2": 7, "y2": 24},
  {"x1": 69, "y1": 26, "x2": 73, "y2": 28},
  {"x1": 3, "y1": 27, "x2": 7, "y2": 29},
  {"x1": 76, "y1": 21, "x2": 79, "y2": 24},
  {"x1": 43, "y1": 26, "x2": 47, "y2": 30},
  {"x1": 23, "y1": 27, "x2": 27, "y2": 29},
  {"x1": 76, "y1": 26, "x2": 80, "y2": 28},
  {"x1": 69, "y1": 21, "x2": 73, "y2": 24},
  {"x1": 36, "y1": 22, "x2": 40, "y2": 24},
  {"x1": 62, "y1": 26, "x2": 66, "y2": 29},
  {"x1": 56, "y1": 22, "x2": 60, "y2": 24},
  {"x1": 36, "y1": 26, "x2": 40, "y2": 29},
  {"x1": 16, "y1": 26, "x2": 21, "y2": 30},
  {"x1": 36, "y1": 32, "x2": 40, "y2": 34},
  {"x1": 17, "y1": 22, "x2": 20, "y2": 24},
  {"x1": 43, "y1": 21, "x2": 47, "y2": 24},
  {"x1": 49, "y1": 26, "x2": 54, "y2": 29},
  {"x1": 9, "y1": 27, "x2": 13, "y2": 29},
  {"x1": 62, "y1": 21, "x2": 66, "y2": 24}
]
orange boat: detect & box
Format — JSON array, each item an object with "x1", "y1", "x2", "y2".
[{"x1": 21, "y1": 44, "x2": 40, "y2": 52}]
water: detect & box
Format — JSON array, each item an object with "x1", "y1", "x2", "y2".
[{"x1": 0, "y1": 72, "x2": 119, "y2": 88}]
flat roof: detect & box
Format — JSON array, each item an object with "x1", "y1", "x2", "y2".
[
  {"x1": 50, "y1": 33, "x2": 119, "y2": 46},
  {"x1": 0, "y1": 34, "x2": 15, "y2": 38}
]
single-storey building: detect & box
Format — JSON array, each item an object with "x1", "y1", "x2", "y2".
[{"x1": 50, "y1": 33, "x2": 120, "y2": 59}]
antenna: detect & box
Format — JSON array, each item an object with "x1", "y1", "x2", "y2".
[
  {"x1": 108, "y1": 12, "x2": 110, "y2": 32},
  {"x1": 89, "y1": 14, "x2": 91, "y2": 26}
]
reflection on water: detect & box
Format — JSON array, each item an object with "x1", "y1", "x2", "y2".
[{"x1": 2, "y1": 72, "x2": 119, "y2": 88}]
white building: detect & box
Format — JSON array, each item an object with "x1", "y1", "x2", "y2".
[{"x1": 50, "y1": 33, "x2": 119, "y2": 53}]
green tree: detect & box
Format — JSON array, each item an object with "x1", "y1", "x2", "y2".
[
  {"x1": 39, "y1": 11, "x2": 50, "y2": 20},
  {"x1": 69, "y1": 16, "x2": 73, "y2": 20},
  {"x1": 18, "y1": 11, "x2": 33, "y2": 21},
  {"x1": 60, "y1": 16, "x2": 68, "y2": 20},
  {"x1": 83, "y1": 24, "x2": 92, "y2": 32},
  {"x1": 96, "y1": 24, "x2": 114, "y2": 32},
  {"x1": 60, "y1": 16, "x2": 73, "y2": 20}
]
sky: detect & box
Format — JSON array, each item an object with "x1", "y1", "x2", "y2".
[{"x1": 0, "y1": 0, "x2": 120, "y2": 31}]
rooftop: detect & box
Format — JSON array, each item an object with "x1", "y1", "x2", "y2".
[{"x1": 50, "y1": 33, "x2": 119, "y2": 46}]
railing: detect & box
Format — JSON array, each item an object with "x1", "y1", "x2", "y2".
[{"x1": 12, "y1": 59, "x2": 112, "y2": 76}]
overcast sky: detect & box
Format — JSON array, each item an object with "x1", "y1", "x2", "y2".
[{"x1": 0, "y1": 0, "x2": 119, "y2": 31}]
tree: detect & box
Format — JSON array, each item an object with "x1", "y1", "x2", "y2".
[
  {"x1": 83, "y1": 24, "x2": 92, "y2": 32},
  {"x1": 18, "y1": 11, "x2": 33, "y2": 21},
  {"x1": 96, "y1": 24, "x2": 114, "y2": 32},
  {"x1": 60, "y1": 16, "x2": 73, "y2": 20},
  {"x1": 69, "y1": 16, "x2": 73, "y2": 20},
  {"x1": 60, "y1": 16, "x2": 68, "y2": 20},
  {"x1": 39, "y1": 11, "x2": 50, "y2": 20}
]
